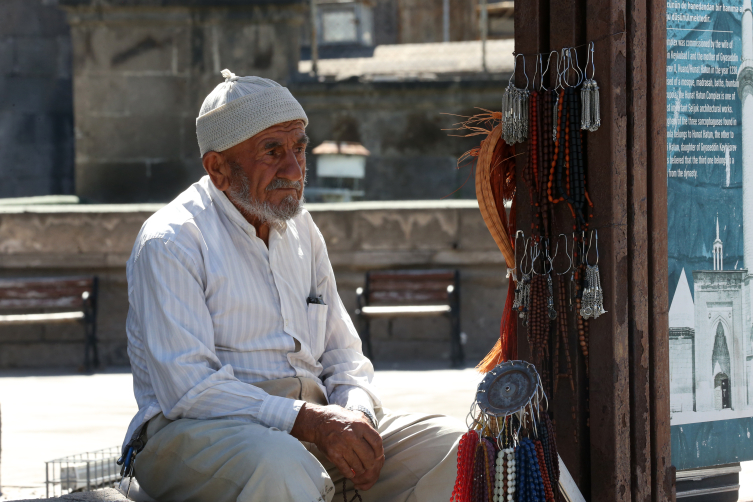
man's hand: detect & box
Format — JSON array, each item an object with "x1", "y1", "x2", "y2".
[{"x1": 291, "y1": 403, "x2": 384, "y2": 490}]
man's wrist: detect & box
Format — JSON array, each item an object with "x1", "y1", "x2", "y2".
[{"x1": 347, "y1": 404, "x2": 378, "y2": 429}]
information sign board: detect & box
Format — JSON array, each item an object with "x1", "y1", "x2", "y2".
[{"x1": 666, "y1": 0, "x2": 753, "y2": 470}]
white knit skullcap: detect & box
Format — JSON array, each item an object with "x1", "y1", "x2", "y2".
[{"x1": 196, "y1": 69, "x2": 308, "y2": 156}]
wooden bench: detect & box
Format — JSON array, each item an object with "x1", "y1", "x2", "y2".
[
  {"x1": 354, "y1": 269, "x2": 463, "y2": 367},
  {"x1": 0, "y1": 276, "x2": 99, "y2": 371}
]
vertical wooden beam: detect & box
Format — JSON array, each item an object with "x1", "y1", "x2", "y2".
[
  {"x1": 646, "y1": 0, "x2": 674, "y2": 499},
  {"x1": 583, "y1": 0, "x2": 632, "y2": 500},
  {"x1": 625, "y1": 0, "x2": 653, "y2": 499}
]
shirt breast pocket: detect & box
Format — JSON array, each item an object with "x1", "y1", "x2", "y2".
[{"x1": 307, "y1": 303, "x2": 328, "y2": 359}]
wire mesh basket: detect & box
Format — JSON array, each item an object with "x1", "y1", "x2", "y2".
[{"x1": 45, "y1": 446, "x2": 121, "y2": 497}]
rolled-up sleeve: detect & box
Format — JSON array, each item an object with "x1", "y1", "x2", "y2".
[
  {"x1": 131, "y1": 237, "x2": 304, "y2": 432},
  {"x1": 311, "y1": 224, "x2": 381, "y2": 414}
]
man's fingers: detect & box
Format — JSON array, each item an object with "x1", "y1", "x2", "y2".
[
  {"x1": 352, "y1": 436, "x2": 378, "y2": 467},
  {"x1": 352, "y1": 458, "x2": 384, "y2": 491},
  {"x1": 342, "y1": 449, "x2": 367, "y2": 477},
  {"x1": 361, "y1": 428, "x2": 384, "y2": 457},
  {"x1": 329, "y1": 452, "x2": 356, "y2": 479}
]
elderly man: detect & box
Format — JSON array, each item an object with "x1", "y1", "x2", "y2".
[{"x1": 121, "y1": 70, "x2": 464, "y2": 502}]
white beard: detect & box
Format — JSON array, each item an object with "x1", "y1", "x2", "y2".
[{"x1": 226, "y1": 165, "x2": 304, "y2": 226}]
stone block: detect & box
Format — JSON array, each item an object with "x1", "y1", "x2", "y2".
[
  {"x1": 309, "y1": 210, "x2": 357, "y2": 252},
  {"x1": 0, "y1": 39, "x2": 14, "y2": 75},
  {"x1": 0, "y1": 212, "x2": 149, "y2": 256},
  {"x1": 70, "y1": 24, "x2": 190, "y2": 75},
  {"x1": 352, "y1": 207, "x2": 459, "y2": 251},
  {"x1": 76, "y1": 161, "x2": 149, "y2": 202},
  {"x1": 457, "y1": 207, "x2": 499, "y2": 251},
  {"x1": 0, "y1": 174, "x2": 55, "y2": 198},
  {"x1": 211, "y1": 22, "x2": 298, "y2": 82},
  {"x1": 363, "y1": 155, "x2": 475, "y2": 201},
  {"x1": 181, "y1": 116, "x2": 202, "y2": 159},
  {"x1": 75, "y1": 115, "x2": 182, "y2": 161},
  {"x1": 147, "y1": 159, "x2": 204, "y2": 201},
  {"x1": 0, "y1": 0, "x2": 70, "y2": 38},
  {"x1": 0, "y1": 76, "x2": 72, "y2": 114},
  {"x1": 13, "y1": 36, "x2": 61, "y2": 77},
  {"x1": 76, "y1": 158, "x2": 201, "y2": 203},
  {"x1": 74, "y1": 74, "x2": 188, "y2": 118}
]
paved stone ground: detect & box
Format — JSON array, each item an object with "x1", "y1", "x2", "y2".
[{"x1": 1, "y1": 364, "x2": 751, "y2": 501}]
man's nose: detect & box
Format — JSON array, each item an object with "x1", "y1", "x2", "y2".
[{"x1": 277, "y1": 149, "x2": 303, "y2": 180}]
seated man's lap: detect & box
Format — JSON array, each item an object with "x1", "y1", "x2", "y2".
[
  {"x1": 134, "y1": 411, "x2": 465, "y2": 502},
  {"x1": 134, "y1": 414, "x2": 334, "y2": 502}
]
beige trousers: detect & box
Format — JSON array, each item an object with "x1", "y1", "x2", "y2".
[{"x1": 133, "y1": 377, "x2": 465, "y2": 502}]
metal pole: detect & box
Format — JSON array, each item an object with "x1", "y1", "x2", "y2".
[
  {"x1": 480, "y1": 0, "x2": 488, "y2": 72},
  {"x1": 443, "y1": 0, "x2": 450, "y2": 42},
  {"x1": 310, "y1": 0, "x2": 319, "y2": 77}
]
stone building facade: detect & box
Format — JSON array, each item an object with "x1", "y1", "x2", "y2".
[
  {"x1": 1, "y1": 0, "x2": 507, "y2": 203},
  {"x1": 0, "y1": 0, "x2": 74, "y2": 198}
]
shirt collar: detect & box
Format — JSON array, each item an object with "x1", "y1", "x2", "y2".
[{"x1": 201, "y1": 175, "x2": 288, "y2": 235}]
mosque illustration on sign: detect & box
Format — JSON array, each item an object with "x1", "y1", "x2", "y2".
[
  {"x1": 669, "y1": 1, "x2": 753, "y2": 423},
  {"x1": 669, "y1": 218, "x2": 753, "y2": 422}
]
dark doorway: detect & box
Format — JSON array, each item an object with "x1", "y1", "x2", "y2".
[{"x1": 721, "y1": 378, "x2": 731, "y2": 409}]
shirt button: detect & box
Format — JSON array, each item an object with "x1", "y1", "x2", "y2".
[{"x1": 284, "y1": 319, "x2": 289, "y2": 327}]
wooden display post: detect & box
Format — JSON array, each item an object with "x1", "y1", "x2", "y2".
[{"x1": 513, "y1": 0, "x2": 674, "y2": 500}]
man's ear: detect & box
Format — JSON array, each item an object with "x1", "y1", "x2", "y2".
[{"x1": 202, "y1": 151, "x2": 232, "y2": 191}]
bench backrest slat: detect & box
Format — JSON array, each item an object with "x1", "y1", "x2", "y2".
[
  {"x1": 0, "y1": 277, "x2": 95, "y2": 311},
  {"x1": 366, "y1": 269, "x2": 457, "y2": 305}
]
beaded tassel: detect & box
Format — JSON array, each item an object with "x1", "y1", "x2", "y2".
[
  {"x1": 494, "y1": 449, "x2": 504, "y2": 502},
  {"x1": 451, "y1": 431, "x2": 480, "y2": 502},
  {"x1": 484, "y1": 439, "x2": 497, "y2": 502},
  {"x1": 553, "y1": 274, "x2": 575, "y2": 394},
  {"x1": 535, "y1": 440, "x2": 555, "y2": 502}
]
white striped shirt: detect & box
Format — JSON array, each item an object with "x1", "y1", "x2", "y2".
[{"x1": 122, "y1": 176, "x2": 379, "y2": 451}]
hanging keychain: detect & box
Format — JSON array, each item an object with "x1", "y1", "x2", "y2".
[
  {"x1": 580, "y1": 230, "x2": 606, "y2": 319},
  {"x1": 581, "y1": 42, "x2": 601, "y2": 132}
]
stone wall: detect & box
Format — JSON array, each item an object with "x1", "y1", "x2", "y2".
[
  {"x1": 59, "y1": 0, "x2": 307, "y2": 204},
  {"x1": 292, "y1": 79, "x2": 504, "y2": 201},
  {"x1": 0, "y1": 0, "x2": 74, "y2": 198},
  {"x1": 0, "y1": 200, "x2": 507, "y2": 368},
  {"x1": 56, "y1": 0, "x2": 505, "y2": 204}
]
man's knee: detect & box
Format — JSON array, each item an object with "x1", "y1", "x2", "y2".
[{"x1": 136, "y1": 419, "x2": 333, "y2": 502}]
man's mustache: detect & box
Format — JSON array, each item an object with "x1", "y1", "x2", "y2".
[{"x1": 266, "y1": 178, "x2": 303, "y2": 191}]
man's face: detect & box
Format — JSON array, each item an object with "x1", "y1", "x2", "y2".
[{"x1": 216, "y1": 120, "x2": 308, "y2": 224}]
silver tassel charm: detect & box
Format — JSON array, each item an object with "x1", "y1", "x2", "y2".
[
  {"x1": 588, "y1": 80, "x2": 601, "y2": 132},
  {"x1": 500, "y1": 56, "x2": 530, "y2": 145},
  {"x1": 582, "y1": 42, "x2": 601, "y2": 132},
  {"x1": 580, "y1": 263, "x2": 606, "y2": 320},
  {"x1": 581, "y1": 81, "x2": 591, "y2": 130}
]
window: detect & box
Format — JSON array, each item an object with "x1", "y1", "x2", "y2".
[{"x1": 322, "y1": 10, "x2": 358, "y2": 43}]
